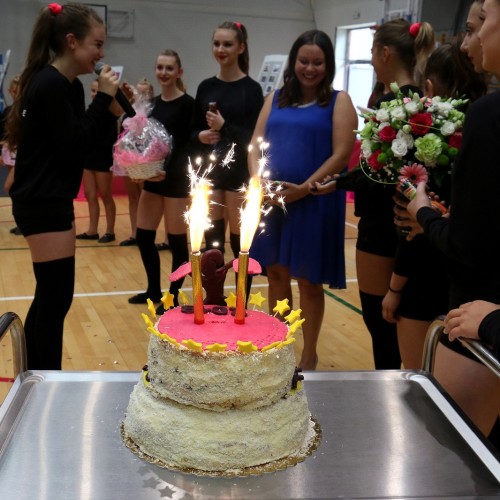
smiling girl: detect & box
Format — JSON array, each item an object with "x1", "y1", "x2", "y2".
[
  {"x1": 192, "y1": 21, "x2": 263, "y2": 258},
  {"x1": 6, "y1": 3, "x2": 126, "y2": 369}
]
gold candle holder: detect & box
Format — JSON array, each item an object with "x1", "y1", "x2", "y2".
[
  {"x1": 235, "y1": 251, "x2": 249, "y2": 324},
  {"x1": 191, "y1": 252, "x2": 204, "y2": 324}
]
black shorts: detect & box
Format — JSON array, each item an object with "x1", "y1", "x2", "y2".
[
  {"x1": 143, "y1": 175, "x2": 189, "y2": 198},
  {"x1": 13, "y1": 200, "x2": 75, "y2": 237}
]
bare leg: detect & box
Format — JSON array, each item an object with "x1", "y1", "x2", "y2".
[
  {"x1": 95, "y1": 171, "x2": 116, "y2": 235},
  {"x1": 82, "y1": 169, "x2": 99, "y2": 235},
  {"x1": 397, "y1": 317, "x2": 431, "y2": 369},
  {"x1": 266, "y1": 264, "x2": 293, "y2": 317},
  {"x1": 434, "y1": 343, "x2": 500, "y2": 436},
  {"x1": 297, "y1": 278, "x2": 324, "y2": 370}
]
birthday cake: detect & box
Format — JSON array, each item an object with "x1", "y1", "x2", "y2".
[{"x1": 121, "y1": 302, "x2": 320, "y2": 476}]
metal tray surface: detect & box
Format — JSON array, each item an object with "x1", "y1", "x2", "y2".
[{"x1": 0, "y1": 370, "x2": 499, "y2": 499}]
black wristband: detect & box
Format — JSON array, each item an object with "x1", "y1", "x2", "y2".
[{"x1": 388, "y1": 286, "x2": 403, "y2": 294}]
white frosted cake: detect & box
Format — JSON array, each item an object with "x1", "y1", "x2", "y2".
[{"x1": 122, "y1": 304, "x2": 320, "y2": 476}]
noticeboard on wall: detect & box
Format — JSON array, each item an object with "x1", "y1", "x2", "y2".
[{"x1": 257, "y1": 55, "x2": 288, "y2": 96}]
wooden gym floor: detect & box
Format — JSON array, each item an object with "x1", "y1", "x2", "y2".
[{"x1": 0, "y1": 195, "x2": 372, "y2": 402}]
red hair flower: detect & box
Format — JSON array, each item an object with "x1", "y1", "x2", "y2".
[
  {"x1": 409, "y1": 22, "x2": 421, "y2": 37},
  {"x1": 48, "y1": 3, "x2": 62, "y2": 15},
  {"x1": 378, "y1": 126, "x2": 397, "y2": 143},
  {"x1": 409, "y1": 112, "x2": 432, "y2": 135},
  {"x1": 235, "y1": 22, "x2": 242, "y2": 29}
]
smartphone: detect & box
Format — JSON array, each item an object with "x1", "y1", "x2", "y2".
[{"x1": 208, "y1": 102, "x2": 217, "y2": 113}]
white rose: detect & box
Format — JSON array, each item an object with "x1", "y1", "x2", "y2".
[
  {"x1": 361, "y1": 139, "x2": 373, "y2": 158},
  {"x1": 436, "y1": 101, "x2": 453, "y2": 117},
  {"x1": 376, "y1": 108, "x2": 390, "y2": 122},
  {"x1": 405, "y1": 101, "x2": 419, "y2": 115},
  {"x1": 402, "y1": 124, "x2": 413, "y2": 135},
  {"x1": 397, "y1": 129, "x2": 414, "y2": 148},
  {"x1": 391, "y1": 137, "x2": 408, "y2": 158},
  {"x1": 377, "y1": 121, "x2": 391, "y2": 132},
  {"x1": 440, "y1": 121, "x2": 456, "y2": 136},
  {"x1": 391, "y1": 106, "x2": 406, "y2": 121}
]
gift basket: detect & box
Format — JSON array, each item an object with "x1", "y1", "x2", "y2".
[{"x1": 112, "y1": 101, "x2": 172, "y2": 180}]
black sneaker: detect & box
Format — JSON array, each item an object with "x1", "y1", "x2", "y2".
[
  {"x1": 76, "y1": 232, "x2": 99, "y2": 240},
  {"x1": 98, "y1": 233, "x2": 116, "y2": 243},
  {"x1": 155, "y1": 242, "x2": 170, "y2": 251},
  {"x1": 120, "y1": 237, "x2": 137, "y2": 246}
]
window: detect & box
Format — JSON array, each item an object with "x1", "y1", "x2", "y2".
[{"x1": 334, "y1": 26, "x2": 376, "y2": 129}]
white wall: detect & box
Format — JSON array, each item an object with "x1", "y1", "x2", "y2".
[{"x1": 0, "y1": 0, "x2": 315, "y2": 101}]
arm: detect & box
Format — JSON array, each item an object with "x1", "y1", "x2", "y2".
[
  {"x1": 382, "y1": 273, "x2": 408, "y2": 323},
  {"x1": 281, "y1": 90, "x2": 358, "y2": 204}
]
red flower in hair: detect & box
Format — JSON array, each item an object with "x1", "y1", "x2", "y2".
[
  {"x1": 48, "y1": 3, "x2": 62, "y2": 15},
  {"x1": 409, "y1": 112, "x2": 432, "y2": 136},
  {"x1": 409, "y1": 22, "x2": 421, "y2": 37}
]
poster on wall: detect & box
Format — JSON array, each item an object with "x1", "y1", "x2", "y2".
[{"x1": 257, "y1": 55, "x2": 288, "y2": 96}]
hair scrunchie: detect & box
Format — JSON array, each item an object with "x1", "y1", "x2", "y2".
[
  {"x1": 48, "y1": 3, "x2": 63, "y2": 15},
  {"x1": 234, "y1": 22, "x2": 243, "y2": 30},
  {"x1": 409, "y1": 22, "x2": 421, "y2": 37}
]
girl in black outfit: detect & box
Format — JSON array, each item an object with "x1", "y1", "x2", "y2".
[
  {"x1": 6, "y1": 3, "x2": 126, "y2": 369},
  {"x1": 192, "y1": 21, "x2": 263, "y2": 257},
  {"x1": 312, "y1": 19, "x2": 435, "y2": 370},
  {"x1": 128, "y1": 50, "x2": 193, "y2": 309},
  {"x1": 406, "y1": 0, "x2": 500, "y2": 440}
]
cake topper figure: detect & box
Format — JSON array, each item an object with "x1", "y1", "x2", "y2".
[{"x1": 201, "y1": 249, "x2": 234, "y2": 305}]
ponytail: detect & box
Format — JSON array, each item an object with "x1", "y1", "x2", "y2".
[
  {"x1": 159, "y1": 49, "x2": 186, "y2": 93},
  {"x1": 6, "y1": 3, "x2": 103, "y2": 149}
]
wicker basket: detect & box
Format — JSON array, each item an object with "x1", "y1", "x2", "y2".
[{"x1": 124, "y1": 160, "x2": 164, "y2": 180}]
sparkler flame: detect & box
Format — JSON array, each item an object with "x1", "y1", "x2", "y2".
[{"x1": 239, "y1": 176, "x2": 263, "y2": 252}]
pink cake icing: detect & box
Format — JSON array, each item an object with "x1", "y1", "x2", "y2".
[{"x1": 156, "y1": 306, "x2": 288, "y2": 351}]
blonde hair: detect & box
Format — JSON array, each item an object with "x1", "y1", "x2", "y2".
[{"x1": 159, "y1": 50, "x2": 186, "y2": 92}]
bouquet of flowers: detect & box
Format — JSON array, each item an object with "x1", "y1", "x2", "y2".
[
  {"x1": 112, "y1": 108, "x2": 172, "y2": 180},
  {"x1": 357, "y1": 83, "x2": 467, "y2": 191}
]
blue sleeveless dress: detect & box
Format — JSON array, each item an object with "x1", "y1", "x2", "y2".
[{"x1": 250, "y1": 91, "x2": 346, "y2": 288}]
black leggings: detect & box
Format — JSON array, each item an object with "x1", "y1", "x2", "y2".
[
  {"x1": 359, "y1": 290, "x2": 401, "y2": 370},
  {"x1": 24, "y1": 256, "x2": 75, "y2": 370}
]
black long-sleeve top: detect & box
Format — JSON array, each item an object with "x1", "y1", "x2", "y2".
[
  {"x1": 10, "y1": 66, "x2": 116, "y2": 208},
  {"x1": 191, "y1": 75, "x2": 263, "y2": 190},
  {"x1": 417, "y1": 91, "x2": 500, "y2": 308}
]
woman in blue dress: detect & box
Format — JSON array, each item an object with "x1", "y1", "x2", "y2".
[{"x1": 249, "y1": 30, "x2": 357, "y2": 370}]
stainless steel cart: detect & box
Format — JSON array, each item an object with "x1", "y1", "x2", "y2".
[{"x1": 1, "y1": 312, "x2": 500, "y2": 499}]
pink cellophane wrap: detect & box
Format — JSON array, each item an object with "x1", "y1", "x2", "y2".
[{"x1": 112, "y1": 105, "x2": 172, "y2": 178}]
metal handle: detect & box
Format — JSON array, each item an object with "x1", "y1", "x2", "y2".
[
  {"x1": 0, "y1": 312, "x2": 27, "y2": 378},
  {"x1": 421, "y1": 316, "x2": 500, "y2": 378}
]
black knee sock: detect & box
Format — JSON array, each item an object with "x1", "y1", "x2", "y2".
[
  {"x1": 359, "y1": 290, "x2": 401, "y2": 370},
  {"x1": 167, "y1": 233, "x2": 189, "y2": 306},
  {"x1": 25, "y1": 256, "x2": 75, "y2": 370},
  {"x1": 204, "y1": 218, "x2": 225, "y2": 252},
  {"x1": 230, "y1": 232, "x2": 252, "y2": 305},
  {"x1": 136, "y1": 227, "x2": 162, "y2": 299}
]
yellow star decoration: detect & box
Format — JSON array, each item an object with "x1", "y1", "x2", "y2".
[
  {"x1": 182, "y1": 339, "x2": 203, "y2": 352},
  {"x1": 237, "y1": 340, "x2": 258, "y2": 353},
  {"x1": 285, "y1": 308, "x2": 302, "y2": 324},
  {"x1": 273, "y1": 298, "x2": 290, "y2": 316},
  {"x1": 277, "y1": 337, "x2": 296, "y2": 349},
  {"x1": 147, "y1": 327, "x2": 180, "y2": 347},
  {"x1": 178, "y1": 289, "x2": 189, "y2": 305},
  {"x1": 141, "y1": 313, "x2": 154, "y2": 329},
  {"x1": 225, "y1": 292, "x2": 237, "y2": 309},
  {"x1": 287, "y1": 318, "x2": 306, "y2": 337},
  {"x1": 142, "y1": 368, "x2": 150, "y2": 387},
  {"x1": 261, "y1": 341, "x2": 281, "y2": 352},
  {"x1": 206, "y1": 342, "x2": 228, "y2": 352},
  {"x1": 248, "y1": 291, "x2": 266, "y2": 309},
  {"x1": 161, "y1": 291, "x2": 175, "y2": 310},
  {"x1": 147, "y1": 298, "x2": 157, "y2": 319}
]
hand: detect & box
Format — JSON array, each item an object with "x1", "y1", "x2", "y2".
[
  {"x1": 393, "y1": 203, "x2": 424, "y2": 241},
  {"x1": 198, "y1": 129, "x2": 221, "y2": 145},
  {"x1": 309, "y1": 175, "x2": 338, "y2": 195},
  {"x1": 206, "y1": 110, "x2": 224, "y2": 131},
  {"x1": 97, "y1": 64, "x2": 119, "y2": 99},
  {"x1": 444, "y1": 300, "x2": 500, "y2": 341},
  {"x1": 406, "y1": 181, "x2": 432, "y2": 218},
  {"x1": 382, "y1": 289, "x2": 401, "y2": 323},
  {"x1": 279, "y1": 181, "x2": 308, "y2": 204}
]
